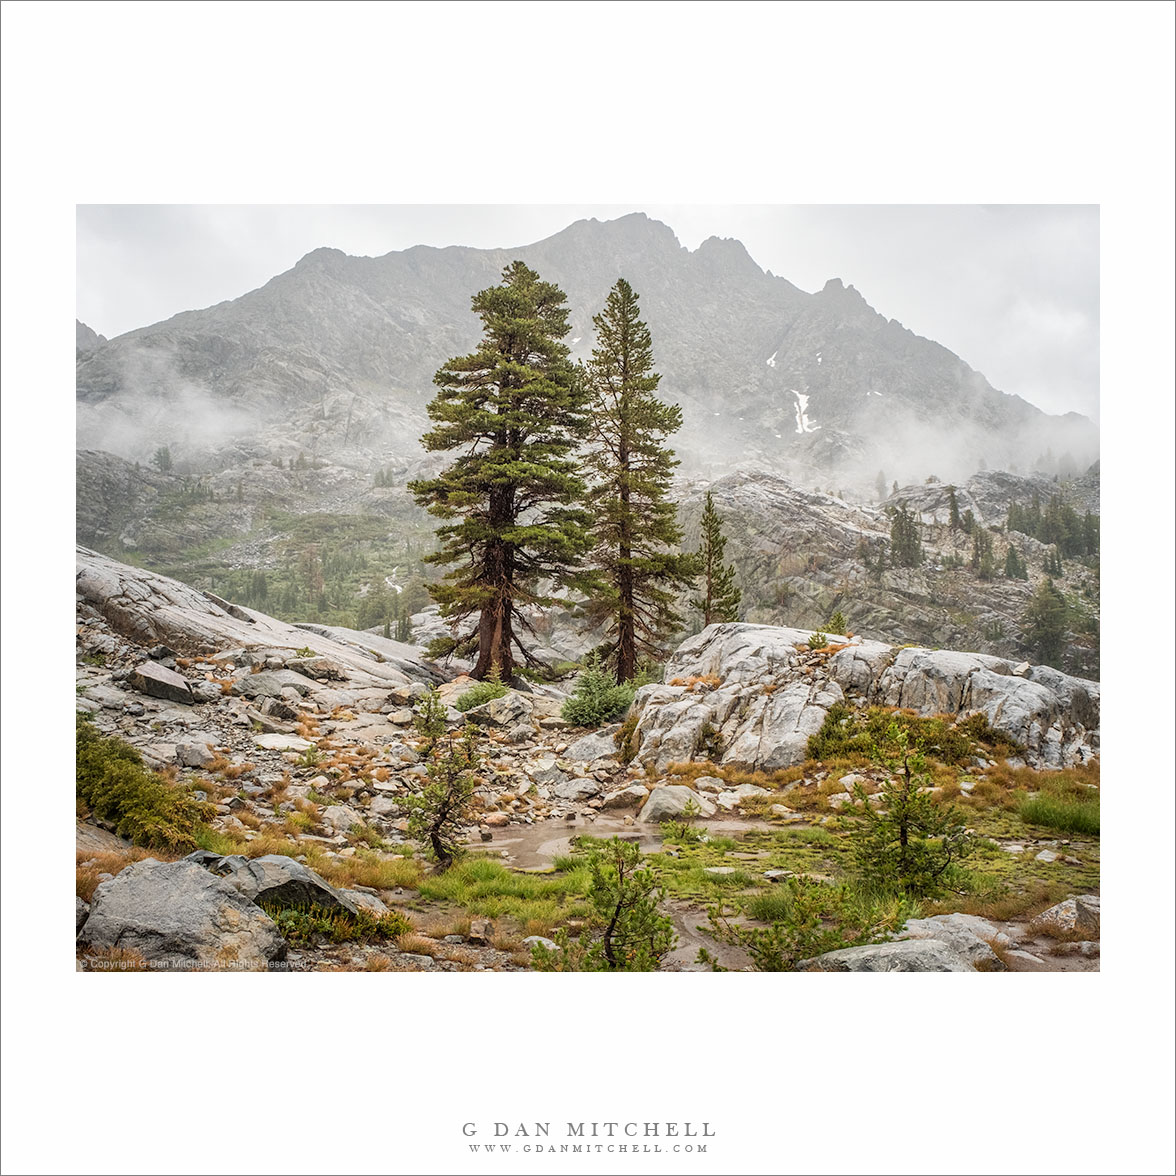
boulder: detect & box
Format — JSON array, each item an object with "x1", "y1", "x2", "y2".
[
  {"x1": 637, "y1": 785, "x2": 716, "y2": 823},
  {"x1": 802, "y1": 940, "x2": 973, "y2": 972},
  {"x1": 129, "y1": 662, "x2": 193, "y2": 705},
  {"x1": 193, "y1": 853, "x2": 358, "y2": 915},
  {"x1": 340, "y1": 888, "x2": 388, "y2": 915},
  {"x1": 321, "y1": 805, "x2": 363, "y2": 834},
  {"x1": 714, "y1": 783, "x2": 770, "y2": 811},
  {"x1": 600, "y1": 784, "x2": 650, "y2": 810},
  {"x1": 252, "y1": 733, "x2": 313, "y2": 752},
  {"x1": 76, "y1": 897, "x2": 89, "y2": 934},
  {"x1": 77, "y1": 859, "x2": 287, "y2": 968},
  {"x1": 176, "y1": 742, "x2": 216, "y2": 768},
  {"x1": 563, "y1": 729, "x2": 620, "y2": 763},
  {"x1": 464, "y1": 692, "x2": 533, "y2": 728},
  {"x1": 899, "y1": 913, "x2": 1008, "y2": 970},
  {"x1": 523, "y1": 935, "x2": 559, "y2": 952},
  {"x1": 236, "y1": 670, "x2": 314, "y2": 700},
  {"x1": 1031, "y1": 895, "x2": 1100, "y2": 937},
  {"x1": 552, "y1": 777, "x2": 600, "y2": 803}
]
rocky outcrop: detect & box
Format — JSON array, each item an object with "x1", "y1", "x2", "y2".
[
  {"x1": 801, "y1": 940, "x2": 974, "y2": 972},
  {"x1": 631, "y1": 623, "x2": 1099, "y2": 772},
  {"x1": 191, "y1": 852, "x2": 358, "y2": 915},
  {"x1": 77, "y1": 858, "x2": 287, "y2": 969},
  {"x1": 77, "y1": 546, "x2": 442, "y2": 706}
]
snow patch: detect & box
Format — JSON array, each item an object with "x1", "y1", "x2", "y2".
[
  {"x1": 791, "y1": 390, "x2": 821, "y2": 435},
  {"x1": 766, "y1": 351, "x2": 777, "y2": 368}
]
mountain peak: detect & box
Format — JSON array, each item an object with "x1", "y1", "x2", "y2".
[{"x1": 695, "y1": 234, "x2": 762, "y2": 276}]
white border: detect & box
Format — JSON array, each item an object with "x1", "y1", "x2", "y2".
[{"x1": 3, "y1": 3, "x2": 1174, "y2": 1174}]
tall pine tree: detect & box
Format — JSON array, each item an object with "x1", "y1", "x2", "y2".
[
  {"x1": 692, "y1": 492, "x2": 742, "y2": 626},
  {"x1": 408, "y1": 262, "x2": 591, "y2": 681},
  {"x1": 581, "y1": 279, "x2": 696, "y2": 683}
]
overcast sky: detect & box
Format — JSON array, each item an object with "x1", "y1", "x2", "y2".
[{"x1": 76, "y1": 204, "x2": 1098, "y2": 422}]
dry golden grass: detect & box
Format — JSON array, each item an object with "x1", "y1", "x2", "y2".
[
  {"x1": 924, "y1": 879, "x2": 1071, "y2": 922},
  {"x1": 221, "y1": 762, "x2": 255, "y2": 780},
  {"x1": 206, "y1": 755, "x2": 231, "y2": 774},
  {"x1": 76, "y1": 847, "x2": 182, "y2": 901},
  {"x1": 490, "y1": 929, "x2": 522, "y2": 952},
  {"x1": 668, "y1": 673, "x2": 721, "y2": 691},
  {"x1": 306, "y1": 852, "x2": 423, "y2": 891},
  {"x1": 235, "y1": 809, "x2": 264, "y2": 831},
  {"x1": 365, "y1": 954, "x2": 394, "y2": 971},
  {"x1": 80, "y1": 946, "x2": 150, "y2": 971},
  {"x1": 396, "y1": 931, "x2": 440, "y2": 956}
]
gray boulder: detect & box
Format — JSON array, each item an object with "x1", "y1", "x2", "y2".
[
  {"x1": 129, "y1": 661, "x2": 193, "y2": 705},
  {"x1": 76, "y1": 897, "x2": 89, "y2": 934},
  {"x1": 78, "y1": 859, "x2": 287, "y2": 968},
  {"x1": 600, "y1": 784, "x2": 650, "y2": 810},
  {"x1": 638, "y1": 785, "x2": 716, "y2": 823},
  {"x1": 802, "y1": 940, "x2": 974, "y2": 972},
  {"x1": 1031, "y1": 894, "x2": 1100, "y2": 937},
  {"x1": 899, "y1": 913, "x2": 1008, "y2": 970},
  {"x1": 464, "y1": 692, "x2": 533, "y2": 728},
  {"x1": 194, "y1": 853, "x2": 358, "y2": 915},
  {"x1": 552, "y1": 776, "x2": 600, "y2": 803},
  {"x1": 563, "y1": 729, "x2": 620, "y2": 762}
]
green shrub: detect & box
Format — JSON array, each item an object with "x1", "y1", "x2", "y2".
[
  {"x1": 614, "y1": 711, "x2": 640, "y2": 763},
  {"x1": 808, "y1": 631, "x2": 830, "y2": 650},
  {"x1": 76, "y1": 717, "x2": 213, "y2": 851},
  {"x1": 260, "y1": 901, "x2": 410, "y2": 945},
  {"x1": 530, "y1": 837, "x2": 676, "y2": 971},
  {"x1": 1019, "y1": 794, "x2": 1099, "y2": 836},
  {"x1": 454, "y1": 670, "x2": 509, "y2": 712},
  {"x1": 826, "y1": 611, "x2": 848, "y2": 635},
  {"x1": 401, "y1": 726, "x2": 481, "y2": 869},
  {"x1": 808, "y1": 704, "x2": 973, "y2": 765},
  {"x1": 560, "y1": 657, "x2": 635, "y2": 727}
]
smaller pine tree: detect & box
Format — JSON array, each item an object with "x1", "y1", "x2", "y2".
[
  {"x1": 946, "y1": 485, "x2": 961, "y2": 530},
  {"x1": 1024, "y1": 577, "x2": 1069, "y2": 665},
  {"x1": 889, "y1": 504, "x2": 923, "y2": 568},
  {"x1": 692, "y1": 492, "x2": 742, "y2": 625}
]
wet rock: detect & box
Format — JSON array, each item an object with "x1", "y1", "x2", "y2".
[
  {"x1": 600, "y1": 783, "x2": 649, "y2": 810},
  {"x1": 899, "y1": 913, "x2": 1008, "y2": 970},
  {"x1": 129, "y1": 661, "x2": 194, "y2": 705},
  {"x1": 78, "y1": 859, "x2": 286, "y2": 968},
  {"x1": 637, "y1": 785, "x2": 716, "y2": 823},
  {"x1": 563, "y1": 729, "x2": 619, "y2": 762},
  {"x1": 802, "y1": 940, "x2": 973, "y2": 972},
  {"x1": 195, "y1": 853, "x2": 359, "y2": 915},
  {"x1": 1031, "y1": 895, "x2": 1100, "y2": 937},
  {"x1": 252, "y1": 733, "x2": 313, "y2": 752}
]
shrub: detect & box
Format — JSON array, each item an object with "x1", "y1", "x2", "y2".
[
  {"x1": 560, "y1": 656, "x2": 635, "y2": 727},
  {"x1": 614, "y1": 712, "x2": 640, "y2": 763},
  {"x1": 807, "y1": 704, "x2": 973, "y2": 765},
  {"x1": 808, "y1": 631, "x2": 829, "y2": 650},
  {"x1": 260, "y1": 901, "x2": 411, "y2": 945},
  {"x1": 530, "y1": 838, "x2": 677, "y2": 971},
  {"x1": 412, "y1": 686, "x2": 449, "y2": 756},
  {"x1": 699, "y1": 879, "x2": 917, "y2": 971},
  {"x1": 845, "y1": 723, "x2": 976, "y2": 896},
  {"x1": 826, "y1": 611, "x2": 848, "y2": 636},
  {"x1": 454, "y1": 667, "x2": 509, "y2": 712},
  {"x1": 401, "y1": 725, "x2": 481, "y2": 869},
  {"x1": 76, "y1": 717, "x2": 212, "y2": 851}
]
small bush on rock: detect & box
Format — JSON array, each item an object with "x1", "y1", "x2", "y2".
[
  {"x1": 454, "y1": 666, "x2": 509, "y2": 712},
  {"x1": 76, "y1": 717, "x2": 213, "y2": 851},
  {"x1": 561, "y1": 656, "x2": 635, "y2": 727}
]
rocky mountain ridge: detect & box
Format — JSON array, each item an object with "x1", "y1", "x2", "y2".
[{"x1": 76, "y1": 214, "x2": 1097, "y2": 488}]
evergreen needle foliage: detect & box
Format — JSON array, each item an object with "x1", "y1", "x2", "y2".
[
  {"x1": 530, "y1": 837, "x2": 676, "y2": 971},
  {"x1": 560, "y1": 654, "x2": 637, "y2": 727},
  {"x1": 580, "y1": 279, "x2": 697, "y2": 682},
  {"x1": 408, "y1": 262, "x2": 592, "y2": 682},
  {"x1": 401, "y1": 725, "x2": 482, "y2": 869},
  {"x1": 76, "y1": 716, "x2": 212, "y2": 851},
  {"x1": 846, "y1": 722, "x2": 975, "y2": 896},
  {"x1": 692, "y1": 492, "x2": 742, "y2": 625},
  {"x1": 1024, "y1": 577, "x2": 1069, "y2": 666},
  {"x1": 888, "y1": 503, "x2": 923, "y2": 568}
]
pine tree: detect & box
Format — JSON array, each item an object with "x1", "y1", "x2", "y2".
[
  {"x1": 1004, "y1": 544, "x2": 1027, "y2": 580},
  {"x1": 1024, "y1": 577, "x2": 1069, "y2": 666},
  {"x1": 408, "y1": 262, "x2": 591, "y2": 681},
  {"x1": 889, "y1": 504, "x2": 923, "y2": 568},
  {"x1": 875, "y1": 471, "x2": 887, "y2": 501},
  {"x1": 580, "y1": 279, "x2": 696, "y2": 683},
  {"x1": 692, "y1": 492, "x2": 742, "y2": 625},
  {"x1": 946, "y1": 485, "x2": 961, "y2": 530},
  {"x1": 971, "y1": 528, "x2": 995, "y2": 579}
]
